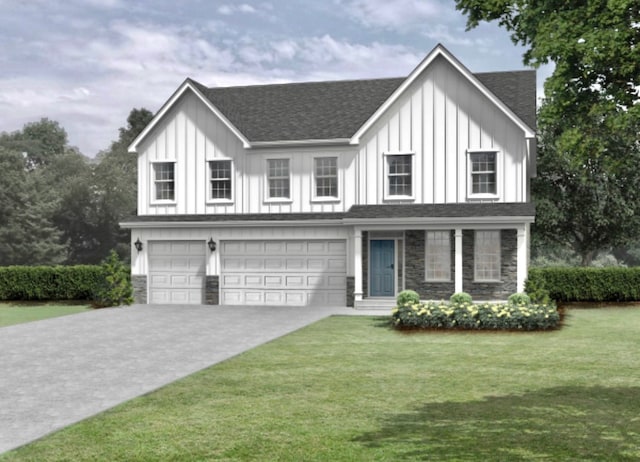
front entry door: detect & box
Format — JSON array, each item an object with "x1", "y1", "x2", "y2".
[{"x1": 370, "y1": 240, "x2": 395, "y2": 297}]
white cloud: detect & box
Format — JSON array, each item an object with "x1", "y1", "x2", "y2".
[
  {"x1": 337, "y1": 0, "x2": 444, "y2": 29},
  {"x1": 218, "y1": 3, "x2": 258, "y2": 15}
]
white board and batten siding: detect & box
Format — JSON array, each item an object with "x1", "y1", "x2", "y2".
[
  {"x1": 136, "y1": 91, "x2": 358, "y2": 216},
  {"x1": 357, "y1": 55, "x2": 528, "y2": 205},
  {"x1": 220, "y1": 240, "x2": 347, "y2": 306}
]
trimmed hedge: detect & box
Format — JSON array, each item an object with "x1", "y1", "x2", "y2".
[
  {"x1": 527, "y1": 267, "x2": 640, "y2": 303},
  {"x1": 0, "y1": 265, "x2": 106, "y2": 301},
  {"x1": 392, "y1": 300, "x2": 560, "y2": 331}
]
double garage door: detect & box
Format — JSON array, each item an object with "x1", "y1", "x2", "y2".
[
  {"x1": 221, "y1": 240, "x2": 347, "y2": 306},
  {"x1": 148, "y1": 239, "x2": 347, "y2": 306}
]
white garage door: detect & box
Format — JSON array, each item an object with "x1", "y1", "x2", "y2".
[
  {"x1": 221, "y1": 240, "x2": 346, "y2": 306},
  {"x1": 148, "y1": 241, "x2": 206, "y2": 304}
]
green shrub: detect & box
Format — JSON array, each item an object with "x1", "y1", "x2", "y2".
[
  {"x1": 527, "y1": 267, "x2": 640, "y2": 302},
  {"x1": 93, "y1": 251, "x2": 133, "y2": 307},
  {"x1": 450, "y1": 292, "x2": 472, "y2": 305},
  {"x1": 0, "y1": 265, "x2": 105, "y2": 300},
  {"x1": 397, "y1": 290, "x2": 420, "y2": 306},
  {"x1": 391, "y1": 300, "x2": 559, "y2": 331},
  {"x1": 508, "y1": 292, "x2": 532, "y2": 305}
]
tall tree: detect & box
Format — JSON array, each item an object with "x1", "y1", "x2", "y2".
[
  {"x1": 456, "y1": 0, "x2": 640, "y2": 265},
  {"x1": 0, "y1": 118, "x2": 68, "y2": 169},
  {"x1": 92, "y1": 108, "x2": 153, "y2": 260}
]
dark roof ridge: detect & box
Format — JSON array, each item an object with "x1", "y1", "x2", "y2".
[{"x1": 202, "y1": 76, "x2": 406, "y2": 91}]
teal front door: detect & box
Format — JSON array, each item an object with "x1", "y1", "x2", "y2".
[{"x1": 370, "y1": 240, "x2": 395, "y2": 297}]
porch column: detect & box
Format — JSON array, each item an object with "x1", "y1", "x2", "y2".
[
  {"x1": 354, "y1": 228, "x2": 363, "y2": 301},
  {"x1": 516, "y1": 224, "x2": 528, "y2": 293},
  {"x1": 454, "y1": 228, "x2": 463, "y2": 293}
]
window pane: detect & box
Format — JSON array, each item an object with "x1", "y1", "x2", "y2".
[
  {"x1": 314, "y1": 157, "x2": 338, "y2": 198},
  {"x1": 470, "y1": 152, "x2": 497, "y2": 195},
  {"x1": 387, "y1": 155, "x2": 412, "y2": 196},
  {"x1": 267, "y1": 159, "x2": 290, "y2": 198},
  {"x1": 426, "y1": 231, "x2": 451, "y2": 281},
  {"x1": 210, "y1": 160, "x2": 232, "y2": 200},
  {"x1": 154, "y1": 163, "x2": 175, "y2": 200},
  {"x1": 474, "y1": 230, "x2": 500, "y2": 281}
]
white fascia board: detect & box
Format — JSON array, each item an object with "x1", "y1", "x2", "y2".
[
  {"x1": 249, "y1": 138, "x2": 351, "y2": 148},
  {"x1": 342, "y1": 215, "x2": 535, "y2": 227},
  {"x1": 120, "y1": 219, "x2": 345, "y2": 229},
  {"x1": 350, "y1": 43, "x2": 535, "y2": 145},
  {"x1": 128, "y1": 79, "x2": 251, "y2": 153}
]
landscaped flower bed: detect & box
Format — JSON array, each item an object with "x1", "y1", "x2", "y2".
[{"x1": 391, "y1": 294, "x2": 560, "y2": 331}]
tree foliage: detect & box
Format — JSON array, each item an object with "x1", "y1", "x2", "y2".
[
  {"x1": 456, "y1": 0, "x2": 640, "y2": 265},
  {"x1": 0, "y1": 108, "x2": 153, "y2": 266}
]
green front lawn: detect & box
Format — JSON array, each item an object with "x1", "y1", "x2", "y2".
[
  {"x1": 3, "y1": 308, "x2": 640, "y2": 461},
  {"x1": 0, "y1": 302, "x2": 92, "y2": 327}
]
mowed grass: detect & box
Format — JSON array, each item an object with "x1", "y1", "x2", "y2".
[
  {"x1": 3, "y1": 308, "x2": 640, "y2": 461},
  {"x1": 0, "y1": 302, "x2": 91, "y2": 327}
]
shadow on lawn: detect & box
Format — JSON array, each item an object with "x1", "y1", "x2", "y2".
[{"x1": 354, "y1": 386, "x2": 640, "y2": 460}]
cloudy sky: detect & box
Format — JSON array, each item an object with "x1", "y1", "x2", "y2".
[{"x1": 0, "y1": 0, "x2": 550, "y2": 157}]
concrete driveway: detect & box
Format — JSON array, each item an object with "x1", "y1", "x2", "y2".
[{"x1": 0, "y1": 304, "x2": 368, "y2": 454}]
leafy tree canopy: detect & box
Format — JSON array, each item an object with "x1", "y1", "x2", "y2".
[{"x1": 456, "y1": 0, "x2": 640, "y2": 265}]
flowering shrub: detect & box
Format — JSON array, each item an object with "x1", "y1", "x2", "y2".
[{"x1": 391, "y1": 299, "x2": 560, "y2": 331}]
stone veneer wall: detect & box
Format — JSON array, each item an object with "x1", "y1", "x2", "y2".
[
  {"x1": 346, "y1": 276, "x2": 355, "y2": 307},
  {"x1": 404, "y1": 230, "x2": 455, "y2": 300},
  {"x1": 463, "y1": 229, "x2": 517, "y2": 300},
  {"x1": 205, "y1": 275, "x2": 219, "y2": 305},
  {"x1": 131, "y1": 275, "x2": 147, "y2": 304}
]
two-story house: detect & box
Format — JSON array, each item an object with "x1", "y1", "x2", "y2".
[{"x1": 121, "y1": 44, "x2": 536, "y2": 308}]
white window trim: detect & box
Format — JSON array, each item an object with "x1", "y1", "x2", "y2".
[
  {"x1": 150, "y1": 160, "x2": 177, "y2": 205},
  {"x1": 466, "y1": 149, "x2": 501, "y2": 200},
  {"x1": 474, "y1": 230, "x2": 501, "y2": 282},
  {"x1": 425, "y1": 230, "x2": 452, "y2": 282},
  {"x1": 312, "y1": 156, "x2": 341, "y2": 203},
  {"x1": 383, "y1": 152, "x2": 415, "y2": 202},
  {"x1": 264, "y1": 157, "x2": 293, "y2": 204},
  {"x1": 206, "y1": 158, "x2": 234, "y2": 204}
]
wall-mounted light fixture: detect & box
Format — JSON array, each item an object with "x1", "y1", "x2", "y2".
[
  {"x1": 134, "y1": 238, "x2": 143, "y2": 252},
  {"x1": 208, "y1": 237, "x2": 216, "y2": 252}
]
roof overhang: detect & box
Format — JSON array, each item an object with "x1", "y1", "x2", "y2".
[
  {"x1": 248, "y1": 138, "x2": 351, "y2": 149},
  {"x1": 128, "y1": 79, "x2": 252, "y2": 153},
  {"x1": 349, "y1": 43, "x2": 536, "y2": 145}
]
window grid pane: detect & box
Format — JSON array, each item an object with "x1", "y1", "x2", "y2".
[
  {"x1": 154, "y1": 163, "x2": 175, "y2": 201},
  {"x1": 387, "y1": 155, "x2": 412, "y2": 196},
  {"x1": 425, "y1": 231, "x2": 451, "y2": 281},
  {"x1": 475, "y1": 230, "x2": 500, "y2": 281},
  {"x1": 315, "y1": 157, "x2": 338, "y2": 198},
  {"x1": 470, "y1": 152, "x2": 497, "y2": 194},
  {"x1": 210, "y1": 160, "x2": 232, "y2": 200},
  {"x1": 268, "y1": 159, "x2": 290, "y2": 198}
]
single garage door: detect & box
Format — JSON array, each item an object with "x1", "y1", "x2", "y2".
[
  {"x1": 148, "y1": 241, "x2": 206, "y2": 304},
  {"x1": 221, "y1": 240, "x2": 346, "y2": 306}
]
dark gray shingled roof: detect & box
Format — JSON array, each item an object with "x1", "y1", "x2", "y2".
[
  {"x1": 346, "y1": 202, "x2": 536, "y2": 219},
  {"x1": 123, "y1": 203, "x2": 534, "y2": 224},
  {"x1": 189, "y1": 69, "x2": 535, "y2": 143}
]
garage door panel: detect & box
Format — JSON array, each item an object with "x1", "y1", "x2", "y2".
[
  {"x1": 220, "y1": 239, "x2": 346, "y2": 306},
  {"x1": 148, "y1": 241, "x2": 205, "y2": 305}
]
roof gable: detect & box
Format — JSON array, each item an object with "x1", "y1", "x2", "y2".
[{"x1": 130, "y1": 44, "x2": 536, "y2": 151}]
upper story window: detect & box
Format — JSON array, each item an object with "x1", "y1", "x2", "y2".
[
  {"x1": 209, "y1": 160, "x2": 232, "y2": 201},
  {"x1": 267, "y1": 158, "x2": 290, "y2": 199},
  {"x1": 468, "y1": 151, "x2": 498, "y2": 198},
  {"x1": 314, "y1": 157, "x2": 338, "y2": 199},
  {"x1": 385, "y1": 153, "x2": 413, "y2": 199},
  {"x1": 425, "y1": 231, "x2": 451, "y2": 281},
  {"x1": 154, "y1": 162, "x2": 175, "y2": 201},
  {"x1": 474, "y1": 230, "x2": 501, "y2": 281}
]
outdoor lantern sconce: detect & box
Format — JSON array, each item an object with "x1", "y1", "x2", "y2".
[
  {"x1": 134, "y1": 238, "x2": 143, "y2": 252},
  {"x1": 208, "y1": 238, "x2": 216, "y2": 252}
]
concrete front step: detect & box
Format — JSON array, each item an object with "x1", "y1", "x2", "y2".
[{"x1": 354, "y1": 298, "x2": 396, "y2": 311}]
